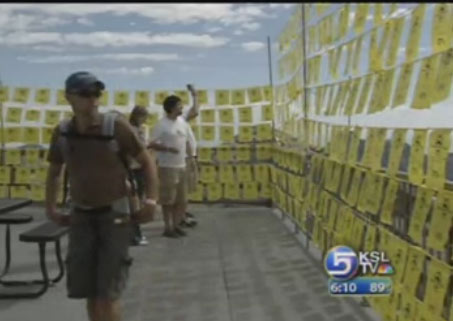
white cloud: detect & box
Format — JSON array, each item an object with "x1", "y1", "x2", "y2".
[
  {"x1": 76, "y1": 17, "x2": 94, "y2": 26},
  {"x1": 207, "y1": 27, "x2": 222, "y2": 33},
  {"x1": 241, "y1": 22, "x2": 261, "y2": 31},
  {"x1": 31, "y1": 45, "x2": 66, "y2": 52},
  {"x1": 18, "y1": 53, "x2": 180, "y2": 63},
  {"x1": 268, "y1": 4, "x2": 295, "y2": 9},
  {"x1": 0, "y1": 31, "x2": 229, "y2": 48},
  {"x1": 93, "y1": 66, "x2": 154, "y2": 76},
  {"x1": 0, "y1": 12, "x2": 67, "y2": 32},
  {"x1": 241, "y1": 41, "x2": 265, "y2": 52},
  {"x1": 234, "y1": 30, "x2": 244, "y2": 36}
]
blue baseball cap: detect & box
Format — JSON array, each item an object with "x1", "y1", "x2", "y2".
[{"x1": 65, "y1": 71, "x2": 105, "y2": 92}]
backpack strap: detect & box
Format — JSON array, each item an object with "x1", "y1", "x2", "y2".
[
  {"x1": 102, "y1": 112, "x2": 120, "y2": 153},
  {"x1": 57, "y1": 119, "x2": 72, "y2": 162}
]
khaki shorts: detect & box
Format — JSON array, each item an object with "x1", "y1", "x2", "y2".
[
  {"x1": 158, "y1": 167, "x2": 187, "y2": 206},
  {"x1": 66, "y1": 206, "x2": 132, "y2": 300},
  {"x1": 186, "y1": 157, "x2": 199, "y2": 193}
]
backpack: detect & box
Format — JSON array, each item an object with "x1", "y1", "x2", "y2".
[{"x1": 58, "y1": 112, "x2": 137, "y2": 205}]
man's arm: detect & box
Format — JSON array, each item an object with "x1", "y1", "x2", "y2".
[
  {"x1": 135, "y1": 149, "x2": 158, "y2": 201},
  {"x1": 184, "y1": 84, "x2": 199, "y2": 122},
  {"x1": 45, "y1": 162, "x2": 68, "y2": 224}
]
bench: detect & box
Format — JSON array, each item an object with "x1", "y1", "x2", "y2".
[{"x1": 0, "y1": 221, "x2": 69, "y2": 299}]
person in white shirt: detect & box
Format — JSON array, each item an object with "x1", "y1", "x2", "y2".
[{"x1": 149, "y1": 86, "x2": 198, "y2": 237}]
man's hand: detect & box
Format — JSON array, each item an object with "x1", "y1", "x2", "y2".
[
  {"x1": 47, "y1": 210, "x2": 71, "y2": 226},
  {"x1": 187, "y1": 84, "x2": 196, "y2": 95},
  {"x1": 131, "y1": 203, "x2": 156, "y2": 224}
]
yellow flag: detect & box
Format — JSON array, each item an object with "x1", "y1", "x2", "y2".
[
  {"x1": 219, "y1": 165, "x2": 234, "y2": 183},
  {"x1": 387, "y1": 17, "x2": 405, "y2": 67},
  {"x1": 216, "y1": 147, "x2": 233, "y2": 162},
  {"x1": 432, "y1": 3, "x2": 451, "y2": 53},
  {"x1": 0, "y1": 86, "x2": 9, "y2": 102},
  {"x1": 433, "y1": 48, "x2": 453, "y2": 103},
  {"x1": 215, "y1": 90, "x2": 230, "y2": 106},
  {"x1": 369, "y1": 29, "x2": 381, "y2": 72},
  {"x1": 10, "y1": 186, "x2": 29, "y2": 199},
  {"x1": 23, "y1": 127, "x2": 40, "y2": 144},
  {"x1": 30, "y1": 185, "x2": 45, "y2": 202},
  {"x1": 154, "y1": 90, "x2": 169, "y2": 105},
  {"x1": 427, "y1": 190, "x2": 453, "y2": 250},
  {"x1": 392, "y1": 63, "x2": 414, "y2": 108},
  {"x1": 224, "y1": 183, "x2": 240, "y2": 200},
  {"x1": 354, "y1": 4, "x2": 369, "y2": 34},
  {"x1": 201, "y1": 126, "x2": 215, "y2": 141},
  {"x1": 134, "y1": 90, "x2": 150, "y2": 106},
  {"x1": 236, "y1": 164, "x2": 252, "y2": 182},
  {"x1": 238, "y1": 126, "x2": 253, "y2": 142},
  {"x1": 219, "y1": 109, "x2": 234, "y2": 123},
  {"x1": 34, "y1": 88, "x2": 51, "y2": 105},
  {"x1": 6, "y1": 107, "x2": 23, "y2": 123},
  {"x1": 199, "y1": 165, "x2": 216, "y2": 183},
  {"x1": 5, "y1": 149, "x2": 21, "y2": 165},
  {"x1": 231, "y1": 89, "x2": 246, "y2": 105},
  {"x1": 338, "y1": 4, "x2": 350, "y2": 39},
  {"x1": 256, "y1": 124, "x2": 272, "y2": 141},
  {"x1": 347, "y1": 127, "x2": 362, "y2": 164},
  {"x1": 262, "y1": 86, "x2": 273, "y2": 102},
  {"x1": 219, "y1": 126, "x2": 234, "y2": 143},
  {"x1": 374, "y1": 3, "x2": 383, "y2": 25},
  {"x1": 113, "y1": 90, "x2": 129, "y2": 107},
  {"x1": 1, "y1": 128, "x2": 17, "y2": 145},
  {"x1": 411, "y1": 55, "x2": 440, "y2": 110},
  {"x1": 406, "y1": 4, "x2": 426, "y2": 62},
  {"x1": 238, "y1": 107, "x2": 253, "y2": 123},
  {"x1": 364, "y1": 224, "x2": 377, "y2": 251},
  {"x1": 424, "y1": 258, "x2": 451, "y2": 316},
  {"x1": 344, "y1": 79, "x2": 360, "y2": 116},
  {"x1": 426, "y1": 129, "x2": 450, "y2": 190},
  {"x1": 188, "y1": 184, "x2": 204, "y2": 202},
  {"x1": 253, "y1": 165, "x2": 270, "y2": 184},
  {"x1": 0, "y1": 167, "x2": 11, "y2": 184},
  {"x1": 198, "y1": 147, "x2": 213, "y2": 163},
  {"x1": 409, "y1": 129, "x2": 427, "y2": 185},
  {"x1": 380, "y1": 178, "x2": 399, "y2": 225},
  {"x1": 45, "y1": 110, "x2": 61, "y2": 126},
  {"x1": 388, "y1": 129, "x2": 407, "y2": 176},
  {"x1": 346, "y1": 167, "x2": 363, "y2": 207},
  {"x1": 200, "y1": 109, "x2": 215, "y2": 123},
  {"x1": 236, "y1": 146, "x2": 251, "y2": 161},
  {"x1": 403, "y1": 245, "x2": 425, "y2": 295},
  {"x1": 354, "y1": 74, "x2": 371, "y2": 114},
  {"x1": 174, "y1": 90, "x2": 189, "y2": 105},
  {"x1": 206, "y1": 183, "x2": 222, "y2": 201},
  {"x1": 13, "y1": 87, "x2": 30, "y2": 104}
]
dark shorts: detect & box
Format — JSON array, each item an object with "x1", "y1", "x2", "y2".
[
  {"x1": 66, "y1": 207, "x2": 132, "y2": 300},
  {"x1": 132, "y1": 168, "x2": 145, "y2": 199}
]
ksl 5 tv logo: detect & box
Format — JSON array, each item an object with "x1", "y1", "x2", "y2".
[{"x1": 324, "y1": 246, "x2": 394, "y2": 280}]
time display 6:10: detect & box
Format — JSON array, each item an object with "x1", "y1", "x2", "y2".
[{"x1": 328, "y1": 277, "x2": 392, "y2": 296}]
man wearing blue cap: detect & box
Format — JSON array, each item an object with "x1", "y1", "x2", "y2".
[{"x1": 45, "y1": 71, "x2": 158, "y2": 321}]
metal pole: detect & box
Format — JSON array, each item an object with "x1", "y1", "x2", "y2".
[
  {"x1": 267, "y1": 36, "x2": 274, "y2": 88},
  {"x1": 0, "y1": 78, "x2": 5, "y2": 166}
]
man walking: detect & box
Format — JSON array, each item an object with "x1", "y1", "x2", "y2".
[{"x1": 45, "y1": 71, "x2": 158, "y2": 321}]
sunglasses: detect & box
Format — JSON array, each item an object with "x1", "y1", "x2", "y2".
[{"x1": 71, "y1": 90, "x2": 102, "y2": 98}]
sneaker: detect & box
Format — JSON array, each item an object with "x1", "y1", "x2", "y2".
[
  {"x1": 174, "y1": 227, "x2": 187, "y2": 237},
  {"x1": 138, "y1": 236, "x2": 149, "y2": 246},
  {"x1": 162, "y1": 230, "x2": 179, "y2": 238},
  {"x1": 180, "y1": 218, "x2": 197, "y2": 228},
  {"x1": 186, "y1": 212, "x2": 195, "y2": 219}
]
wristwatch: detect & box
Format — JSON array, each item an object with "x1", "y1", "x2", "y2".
[{"x1": 143, "y1": 198, "x2": 157, "y2": 206}]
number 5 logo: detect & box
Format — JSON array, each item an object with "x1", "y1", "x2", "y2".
[{"x1": 324, "y1": 246, "x2": 359, "y2": 280}]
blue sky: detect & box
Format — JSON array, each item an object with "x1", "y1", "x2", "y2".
[{"x1": 0, "y1": 3, "x2": 294, "y2": 91}]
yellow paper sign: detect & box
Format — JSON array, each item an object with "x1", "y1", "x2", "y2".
[
  {"x1": 408, "y1": 186, "x2": 434, "y2": 244},
  {"x1": 206, "y1": 183, "x2": 222, "y2": 201},
  {"x1": 219, "y1": 165, "x2": 234, "y2": 183},
  {"x1": 424, "y1": 258, "x2": 450, "y2": 316},
  {"x1": 34, "y1": 88, "x2": 51, "y2": 105},
  {"x1": 25, "y1": 110, "x2": 41, "y2": 123},
  {"x1": 219, "y1": 109, "x2": 234, "y2": 123},
  {"x1": 406, "y1": 4, "x2": 426, "y2": 62},
  {"x1": 45, "y1": 110, "x2": 61, "y2": 126},
  {"x1": 23, "y1": 127, "x2": 40, "y2": 144},
  {"x1": 432, "y1": 3, "x2": 450, "y2": 53},
  {"x1": 134, "y1": 90, "x2": 150, "y2": 106},
  {"x1": 387, "y1": 129, "x2": 407, "y2": 176},
  {"x1": 99, "y1": 91, "x2": 109, "y2": 106},
  {"x1": 261, "y1": 105, "x2": 273, "y2": 121},
  {"x1": 30, "y1": 185, "x2": 45, "y2": 201},
  {"x1": 199, "y1": 165, "x2": 216, "y2": 183},
  {"x1": 0, "y1": 167, "x2": 12, "y2": 184},
  {"x1": 354, "y1": 74, "x2": 371, "y2": 114},
  {"x1": 224, "y1": 183, "x2": 240, "y2": 199},
  {"x1": 198, "y1": 147, "x2": 213, "y2": 162},
  {"x1": 380, "y1": 178, "x2": 399, "y2": 225},
  {"x1": 188, "y1": 184, "x2": 204, "y2": 202},
  {"x1": 15, "y1": 167, "x2": 30, "y2": 184},
  {"x1": 433, "y1": 49, "x2": 453, "y2": 103},
  {"x1": 411, "y1": 55, "x2": 440, "y2": 110},
  {"x1": 354, "y1": 4, "x2": 369, "y2": 34},
  {"x1": 253, "y1": 164, "x2": 270, "y2": 184},
  {"x1": 262, "y1": 86, "x2": 273, "y2": 101},
  {"x1": 427, "y1": 190, "x2": 453, "y2": 250},
  {"x1": 146, "y1": 113, "x2": 158, "y2": 127},
  {"x1": 238, "y1": 126, "x2": 253, "y2": 143},
  {"x1": 6, "y1": 107, "x2": 23, "y2": 123},
  {"x1": 201, "y1": 126, "x2": 215, "y2": 141},
  {"x1": 114, "y1": 90, "x2": 129, "y2": 107},
  {"x1": 56, "y1": 89, "x2": 69, "y2": 106},
  {"x1": 260, "y1": 183, "x2": 271, "y2": 199},
  {"x1": 236, "y1": 164, "x2": 252, "y2": 182},
  {"x1": 26, "y1": 149, "x2": 40, "y2": 164},
  {"x1": 6, "y1": 127, "x2": 22, "y2": 143},
  {"x1": 10, "y1": 186, "x2": 29, "y2": 199},
  {"x1": 174, "y1": 90, "x2": 189, "y2": 105},
  {"x1": 256, "y1": 145, "x2": 271, "y2": 161},
  {"x1": 392, "y1": 63, "x2": 414, "y2": 108},
  {"x1": 409, "y1": 129, "x2": 427, "y2": 185},
  {"x1": 200, "y1": 109, "x2": 215, "y2": 123},
  {"x1": 215, "y1": 90, "x2": 230, "y2": 106},
  {"x1": 243, "y1": 182, "x2": 259, "y2": 200},
  {"x1": 426, "y1": 129, "x2": 450, "y2": 190},
  {"x1": 231, "y1": 89, "x2": 246, "y2": 105},
  {"x1": 236, "y1": 146, "x2": 251, "y2": 161},
  {"x1": 387, "y1": 17, "x2": 405, "y2": 67},
  {"x1": 5, "y1": 150, "x2": 21, "y2": 165},
  {"x1": 247, "y1": 87, "x2": 263, "y2": 103},
  {"x1": 403, "y1": 245, "x2": 425, "y2": 295},
  {"x1": 238, "y1": 107, "x2": 253, "y2": 123},
  {"x1": 0, "y1": 86, "x2": 9, "y2": 102},
  {"x1": 220, "y1": 126, "x2": 234, "y2": 143},
  {"x1": 216, "y1": 147, "x2": 233, "y2": 162},
  {"x1": 196, "y1": 90, "x2": 208, "y2": 105},
  {"x1": 154, "y1": 91, "x2": 169, "y2": 105},
  {"x1": 13, "y1": 87, "x2": 30, "y2": 104},
  {"x1": 256, "y1": 124, "x2": 272, "y2": 141}
]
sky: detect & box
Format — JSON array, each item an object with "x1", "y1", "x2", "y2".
[{"x1": 0, "y1": 3, "x2": 295, "y2": 91}]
